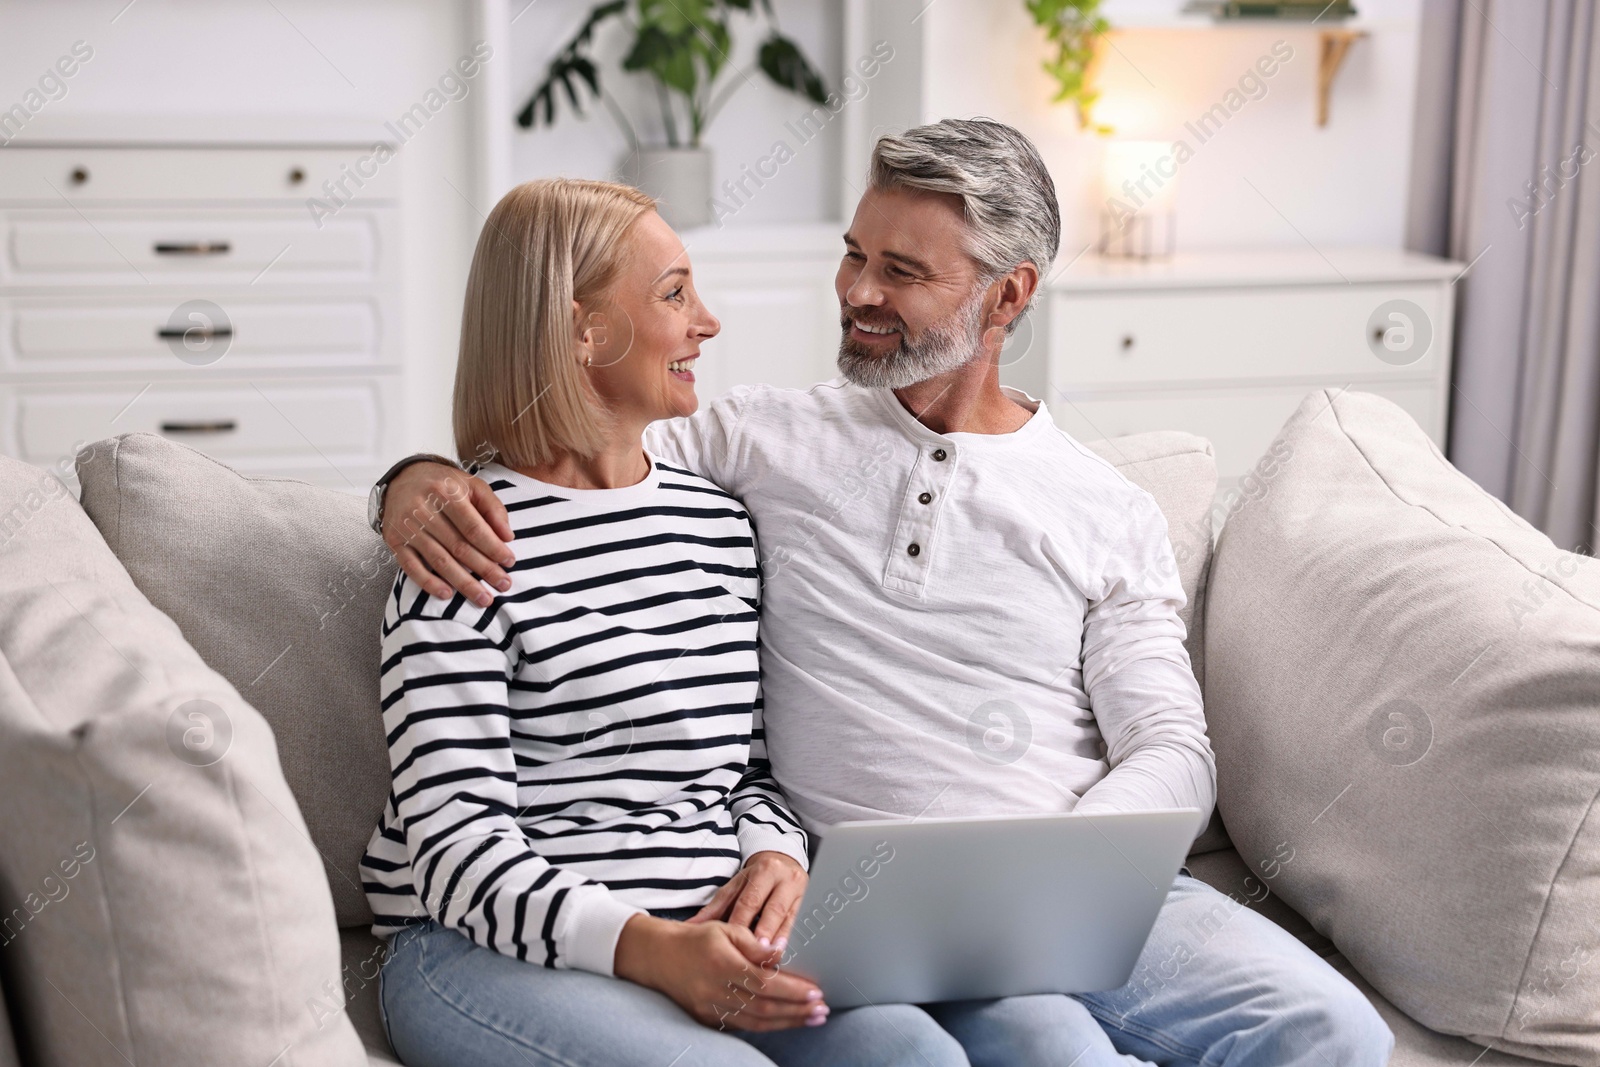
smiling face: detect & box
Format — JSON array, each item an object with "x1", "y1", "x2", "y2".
[
  {"x1": 835, "y1": 185, "x2": 995, "y2": 389},
  {"x1": 582, "y1": 209, "x2": 719, "y2": 428}
]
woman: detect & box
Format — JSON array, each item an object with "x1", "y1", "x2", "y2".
[{"x1": 361, "y1": 179, "x2": 947, "y2": 1067}]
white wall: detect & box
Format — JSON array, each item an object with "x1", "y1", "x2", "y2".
[{"x1": 918, "y1": 0, "x2": 1424, "y2": 257}]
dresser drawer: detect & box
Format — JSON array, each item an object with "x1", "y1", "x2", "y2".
[
  {"x1": 8, "y1": 378, "x2": 393, "y2": 481},
  {"x1": 1, "y1": 207, "x2": 392, "y2": 287},
  {"x1": 0, "y1": 146, "x2": 400, "y2": 202},
  {"x1": 1049, "y1": 284, "x2": 1447, "y2": 388},
  {"x1": 2, "y1": 296, "x2": 387, "y2": 372},
  {"x1": 1053, "y1": 383, "x2": 1442, "y2": 482}
]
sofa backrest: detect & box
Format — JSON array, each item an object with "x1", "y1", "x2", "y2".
[
  {"x1": 0, "y1": 945, "x2": 19, "y2": 1067},
  {"x1": 1083, "y1": 430, "x2": 1217, "y2": 690}
]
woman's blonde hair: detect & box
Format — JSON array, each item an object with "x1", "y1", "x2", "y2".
[{"x1": 453, "y1": 177, "x2": 655, "y2": 469}]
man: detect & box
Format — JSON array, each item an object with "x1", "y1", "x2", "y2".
[{"x1": 371, "y1": 118, "x2": 1392, "y2": 1065}]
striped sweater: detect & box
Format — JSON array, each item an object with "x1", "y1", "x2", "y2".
[{"x1": 359, "y1": 456, "x2": 808, "y2": 975}]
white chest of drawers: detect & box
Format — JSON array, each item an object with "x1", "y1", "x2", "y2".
[
  {"x1": 0, "y1": 140, "x2": 402, "y2": 493},
  {"x1": 1041, "y1": 248, "x2": 1462, "y2": 501}
]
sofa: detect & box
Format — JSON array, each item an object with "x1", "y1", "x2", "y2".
[{"x1": 0, "y1": 387, "x2": 1593, "y2": 1066}]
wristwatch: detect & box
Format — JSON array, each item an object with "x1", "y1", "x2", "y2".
[{"x1": 367, "y1": 453, "x2": 462, "y2": 535}]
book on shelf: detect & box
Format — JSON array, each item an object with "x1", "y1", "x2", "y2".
[{"x1": 1180, "y1": 0, "x2": 1358, "y2": 18}]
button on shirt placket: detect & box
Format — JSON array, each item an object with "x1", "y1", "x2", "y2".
[{"x1": 883, "y1": 443, "x2": 954, "y2": 596}]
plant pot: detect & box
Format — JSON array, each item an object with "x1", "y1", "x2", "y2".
[{"x1": 623, "y1": 146, "x2": 712, "y2": 230}]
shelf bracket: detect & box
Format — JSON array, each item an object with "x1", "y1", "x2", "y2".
[{"x1": 1317, "y1": 29, "x2": 1367, "y2": 127}]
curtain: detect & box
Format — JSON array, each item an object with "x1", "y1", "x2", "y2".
[{"x1": 1407, "y1": 0, "x2": 1600, "y2": 554}]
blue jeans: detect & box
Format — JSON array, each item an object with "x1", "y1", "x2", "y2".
[
  {"x1": 379, "y1": 874, "x2": 1393, "y2": 1067},
  {"x1": 379, "y1": 917, "x2": 944, "y2": 1067}
]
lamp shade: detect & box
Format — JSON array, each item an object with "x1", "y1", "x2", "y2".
[
  {"x1": 1098, "y1": 140, "x2": 1178, "y2": 258},
  {"x1": 1102, "y1": 140, "x2": 1179, "y2": 213}
]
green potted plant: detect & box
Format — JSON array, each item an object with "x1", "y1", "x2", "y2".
[
  {"x1": 1025, "y1": 0, "x2": 1111, "y2": 133},
  {"x1": 518, "y1": 0, "x2": 828, "y2": 227}
]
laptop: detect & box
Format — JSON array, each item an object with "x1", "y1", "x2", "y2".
[{"x1": 781, "y1": 809, "x2": 1202, "y2": 1008}]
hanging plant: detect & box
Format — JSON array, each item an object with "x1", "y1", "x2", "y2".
[
  {"x1": 1025, "y1": 0, "x2": 1112, "y2": 133},
  {"x1": 517, "y1": 0, "x2": 829, "y2": 150}
]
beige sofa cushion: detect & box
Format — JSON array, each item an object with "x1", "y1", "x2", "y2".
[
  {"x1": 77, "y1": 433, "x2": 394, "y2": 928},
  {"x1": 1204, "y1": 389, "x2": 1600, "y2": 1065},
  {"x1": 0, "y1": 452, "x2": 364, "y2": 1066},
  {"x1": 1333, "y1": 956, "x2": 1568, "y2": 1067},
  {"x1": 1183, "y1": 847, "x2": 1557, "y2": 1067}
]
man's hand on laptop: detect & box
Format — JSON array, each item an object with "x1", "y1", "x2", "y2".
[
  {"x1": 380, "y1": 461, "x2": 515, "y2": 608},
  {"x1": 688, "y1": 850, "x2": 808, "y2": 948}
]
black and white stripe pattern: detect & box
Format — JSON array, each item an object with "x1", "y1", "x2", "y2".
[{"x1": 360, "y1": 457, "x2": 807, "y2": 972}]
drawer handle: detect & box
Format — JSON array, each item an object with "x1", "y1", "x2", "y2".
[
  {"x1": 160, "y1": 420, "x2": 237, "y2": 434},
  {"x1": 156, "y1": 326, "x2": 233, "y2": 341},
  {"x1": 153, "y1": 242, "x2": 232, "y2": 256},
  {"x1": 1120, "y1": 334, "x2": 1136, "y2": 353}
]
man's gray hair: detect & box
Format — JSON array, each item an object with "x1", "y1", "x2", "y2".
[{"x1": 868, "y1": 118, "x2": 1060, "y2": 326}]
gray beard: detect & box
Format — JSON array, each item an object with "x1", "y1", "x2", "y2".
[{"x1": 836, "y1": 285, "x2": 989, "y2": 390}]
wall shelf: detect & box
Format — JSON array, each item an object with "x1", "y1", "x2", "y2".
[{"x1": 1094, "y1": 1, "x2": 1374, "y2": 126}]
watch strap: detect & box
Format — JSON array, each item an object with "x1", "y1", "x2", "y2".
[
  {"x1": 369, "y1": 453, "x2": 464, "y2": 535},
  {"x1": 375, "y1": 452, "x2": 463, "y2": 489}
]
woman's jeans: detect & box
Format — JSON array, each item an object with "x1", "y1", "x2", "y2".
[{"x1": 378, "y1": 874, "x2": 1393, "y2": 1067}]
